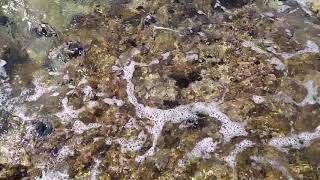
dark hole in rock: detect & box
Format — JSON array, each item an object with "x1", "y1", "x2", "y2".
[
  {"x1": 188, "y1": 71, "x2": 202, "y2": 82},
  {"x1": 218, "y1": 59, "x2": 225, "y2": 65},
  {"x1": 136, "y1": 6, "x2": 144, "y2": 10},
  {"x1": 219, "y1": 0, "x2": 250, "y2": 9},
  {"x1": 0, "y1": 15, "x2": 10, "y2": 26},
  {"x1": 0, "y1": 110, "x2": 10, "y2": 134},
  {"x1": 170, "y1": 74, "x2": 190, "y2": 88},
  {"x1": 126, "y1": 39, "x2": 137, "y2": 47},
  {"x1": 170, "y1": 71, "x2": 202, "y2": 88},
  {"x1": 67, "y1": 41, "x2": 84, "y2": 58},
  {"x1": 163, "y1": 100, "x2": 180, "y2": 108},
  {"x1": 168, "y1": 7, "x2": 175, "y2": 14},
  {"x1": 35, "y1": 122, "x2": 53, "y2": 136}
]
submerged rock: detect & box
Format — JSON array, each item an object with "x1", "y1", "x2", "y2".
[
  {"x1": 0, "y1": 0, "x2": 320, "y2": 179},
  {"x1": 32, "y1": 23, "x2": 57, "y2": 38},
  {"x1": 0, "y1": 16, "x2": 10, "y2": 26},
  {"x1": 35, "y1": 122, "x2": 53, "y2": 137}
]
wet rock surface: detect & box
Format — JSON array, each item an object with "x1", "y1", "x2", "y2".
[{"x1": 0, "y1": 0, "x2": 320, "y2": 179}]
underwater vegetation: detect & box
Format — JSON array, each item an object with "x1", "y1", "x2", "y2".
[{"x1": 0, "y1": 0, "x2": 320, "y2": 179}]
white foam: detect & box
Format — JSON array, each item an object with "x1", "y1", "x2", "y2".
[
  {"x1": 51, "y1": 92, "x2": 60, "y2": 97},
  {"x1": 103, "y1": 97, "x2": 124, "y2": 106},
  {"x1": 251, "y1": 156, "x2": 294, "y2": 180},
  {"x1": 251, "y1": 95, "x2": 265, "y2": 104},
  {"x1": 36, "y1": 170, "x2": 69, "y2": 180},
  {"x1": 82, "y1": 85, "x2": 94, "y2": 101},
  {"x1": 153, "y1": 26, "x2": 180, "y2": 34},
  {"x1": 55, "y1": 97, "x2": 86, "y2": 123},
  {"x1": 90, "y1": 159, "x2": 101, "y2": 180},
  {"x1": 187, "y1": 137, "x2": 218, "y2": 160},
  {"x1": 116, "y1": 131, "x2": 147, "y2": 153},
  {"x1": 124, "y1": 118, "x2": 140, "y2": 129},
  {"x1": 223, "y1": 140, "x2": 255, "y2": 169},
  {"x1": 268, "y1": 127, "x2": 320, "y2": 152},
  {"x1": 72, "y1": 120, "x2": 102, "y2": 134},
  {"x1": 56, "y1": 146, "x2": 74, "y2": 161},
  {"x1": 123, "y1": 61, "x2": 248, "y2": 162},
  {"x1": 192, "y1": 102, "x2": 248, "y2": 143},
  {"x1": 26, "y1": 76, "x2": 51, "y2": 102},
  {"x1": 161, "y1": 52, "x2": 171, "y2": 60}
]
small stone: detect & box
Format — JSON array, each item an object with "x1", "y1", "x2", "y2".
[{"x1": 144, "y1": 15, "x2": 157, "y2": 26}]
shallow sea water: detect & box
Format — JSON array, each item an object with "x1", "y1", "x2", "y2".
[{"x1": 0, "y1": 0, "x2": 320, "y2": 179}]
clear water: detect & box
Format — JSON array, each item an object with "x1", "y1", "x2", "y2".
[{"x1": 0, "y1": 0, "x2": 320, "y2": 179}]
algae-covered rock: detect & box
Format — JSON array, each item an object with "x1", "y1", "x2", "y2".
[{"x1": 0, "y1": 0, "x2": 320, "y2": 179}]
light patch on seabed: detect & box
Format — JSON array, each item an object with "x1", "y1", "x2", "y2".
[
  {"x1": 26, "y1": 75, "x2": 57, "y2": 102},
  {"x1": 251, "y1": 95, "x2": 265, "y2": 104},
  {"x1": 55, "y1": 96, "x2": 86, "y2": 123},
  {"x1": 56, "y1": 146, "x2": 75, "y2": 162},
  {"x1": 123, "y1": 61, "x2": 247, "y2": 162}
]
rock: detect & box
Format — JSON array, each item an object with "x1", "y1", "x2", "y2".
[
  {"x1": 0, "y1": 16, "x2": 10, "y2": 26},
  {"x1": 32, "y1": 23, "x2": 57, "y2": 38},
  {"x1": 219, "y1": 0, "x2": 250, "y2": 9},
  {"x1": 35, "y1": 122, "x2": 53, "y2": 136},
  {"x1": 144, "y1": 15, "x2": 157, "y2": 26},
  {"x1": 67, "y1": 41, "x2": 84, "y2": 58}
]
